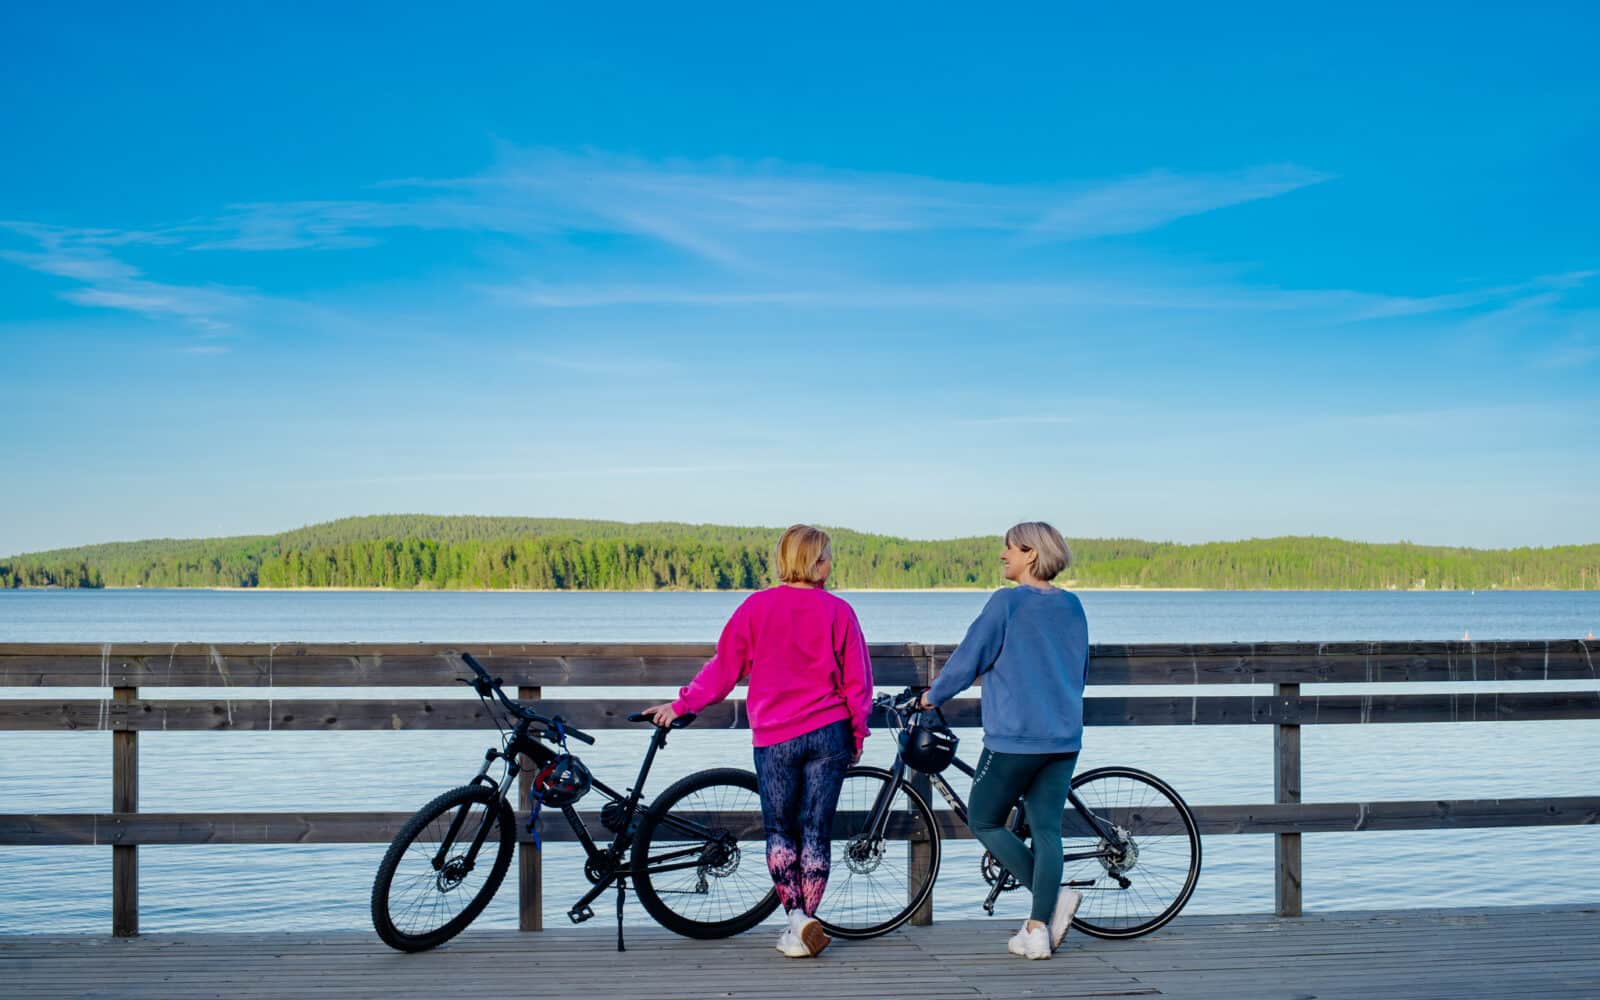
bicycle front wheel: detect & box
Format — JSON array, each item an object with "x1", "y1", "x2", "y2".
[
  {"x1": 1063, "y1": 766, "x2": 1201, "y2": 939},
  {"x1": 631, "y1": 767, "x2": 781, "y2": 939},
  {"x1": 371, "y1": 784, "x2": 516, "y2": 952},
  {"x1": 814, "y1": 765, "x2": 941, "y2": 940}
]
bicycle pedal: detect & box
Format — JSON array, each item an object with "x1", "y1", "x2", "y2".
[{"x1": 568, "y1": 905, "x2": 595, "y2": 924}]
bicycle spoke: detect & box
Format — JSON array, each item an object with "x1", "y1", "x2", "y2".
[
  {"x1": 634, "y1": 772, "x2": 776, "y2": 933},
  {"x1": 373, "y1": 786, "x2": 515, "y2": 951},
  {"x1": 814, "y1": 768, "x2": 938, "y2": 938},
  {"x1": 1060, "y1": 769, "x2": 1200, "y2": 938}
]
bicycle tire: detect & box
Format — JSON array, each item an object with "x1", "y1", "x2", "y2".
[
  {"x1": 371, "y1": 784, "x2": 516, "y2": 952},
  {"x1": 631, "y1": 767, "x2": 781, "y2": 939},
  {"x1": 1061, "y1": 766, "x2": 1201, "y2": 939},
  {"x1": 814, "y1": 765, "x2": 941, "y2": 940}
]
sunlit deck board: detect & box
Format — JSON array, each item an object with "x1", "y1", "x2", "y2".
[{"x1": 3, "y1": 906, "x2": 1598, "y2": 999}]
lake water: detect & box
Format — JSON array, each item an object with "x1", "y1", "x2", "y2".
[{"x1": 2, "y1": 588, "x2": 1598, "y2": 935}]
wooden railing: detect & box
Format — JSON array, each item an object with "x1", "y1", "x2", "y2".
[{"x1": 3, "y1": 639, "x2": 1598, "y2": 936}]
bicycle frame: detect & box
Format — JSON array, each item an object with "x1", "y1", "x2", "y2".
[
  {"x1": 450, "y1": 710, "x2": 726, "y2": 929},
  {"x1": 378, "y1": 655, "x2": 774, "y2": 954},
  {"x1": 863, "y1": 703, "x2": 1130, "y2": 877}
]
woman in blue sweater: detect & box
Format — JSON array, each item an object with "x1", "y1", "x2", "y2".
[{"x1": 917, "y1": 521, "x2": 1089, "y2": 960}]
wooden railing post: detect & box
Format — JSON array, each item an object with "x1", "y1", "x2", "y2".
[
  {"x1": 517, "y1": 686, "x2": 543, "y2": 931},
  {"x1": 112, "y1": 684, "x2": 138, "y2": 936},
  {"x1": 908, "y1": 770, "x2": 935, "y2": 925},
  {"x1": 908, "y1": 649, "x2": 936, "y2": 925},
  {"x1": 1275, "y1": 682, "x2": 1302, "y2": 917}
]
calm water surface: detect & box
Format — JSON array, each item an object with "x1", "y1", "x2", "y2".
[{"x1": 2, "y1": 589, "x2": 1597, "y2": 934}]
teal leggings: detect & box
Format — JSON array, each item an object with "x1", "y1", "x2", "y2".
[{"x1": 968, "y1": 747, "x2": 1079, "y2": 924}]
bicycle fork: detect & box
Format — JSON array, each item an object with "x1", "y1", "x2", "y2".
[{"x1": 431, "y1": 748, "x2": 520, "y2": 877}]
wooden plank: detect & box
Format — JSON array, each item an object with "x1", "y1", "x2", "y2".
[
  {"x1": 4, "y1": 638, "x2": 1595, "y2": 686},
  {"x1": 0, "y1": 645, "x2": 929, "y2": 686},
  {"x1": 8, "y1": 690, "x2": 1599, "y2": 732},
  {"x1": 0, "y1": 908, "x2": 1596, "y2": 1000},
  {"x1": 1274, "y1": 681, "x2": 1302, "y2": 918},
  {"x1": 112, "y1": 685, "x2": 137, "y2": 937},
  {"x1": 0, "y1": 653, "x2": 927, "y2": 688},
  {"x1": 1082, "y1": 640, "x2": 1600, "y2": 685},
  {"x1": 4, "y1": 638, "x2": 1589, "y2": 657},
  {"x1": 5, "y1": 796, "x2": 1597, "y2": 845},
  {"x1": 1186, "y1": 796, "x2": 1600, "y2": 834}
]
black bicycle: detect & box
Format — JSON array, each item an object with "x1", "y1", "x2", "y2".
[
  {"x1": 371, "y1": 653, "x2": 779, "y2": 952},
  {"x1": 815, "y1": 688, "x2": 1201, "y2": 940}
]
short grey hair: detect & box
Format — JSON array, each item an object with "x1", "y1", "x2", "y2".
[{"x1": 1005, "y1": 521, "x2": 1072, "y2": 581}]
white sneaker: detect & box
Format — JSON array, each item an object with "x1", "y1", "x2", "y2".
[
  {"x1": 1048, "y1": 888, "x2": 1082, "y2": 952},
  {"x1": 1008, "y1": 922, "x2": 1051, "y2": 960},
  {"x1": 775, "y1": 925, "x2": 809, "y2": 957},
  {"x1": 792, "y1": 911, "x2": 831, "y2": 957}
]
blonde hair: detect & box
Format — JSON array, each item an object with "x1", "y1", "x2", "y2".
[
  {"x1": 1004, "y1": 521, "x2": 1072, "y2": 581},
  {"x1": 774, "y1": 524, "x2": 833, "y2": 584}
]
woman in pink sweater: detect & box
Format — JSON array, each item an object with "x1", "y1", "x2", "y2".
[{"x1": 642, "y1": 524, "x2": 874, "y2": 958}]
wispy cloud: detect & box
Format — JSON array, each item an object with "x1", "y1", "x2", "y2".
[
  {"x1": 1029, "y1": 165, "x2": 1330, "y2": 239},
  {"x1": 517, "y1": 350, "x2": 685, "y2": 378},
  {"x1": 4, "y1": 148, "x2": 1587, "y2": 370},
  {"x1": 954, "y1": 414, "x2": 1078, "y2": 426},
  {"x1": 76, "y1": 149, "x2": 1324, "y2": 267},
  {"x1": 486, "y1": 273, "x2": 1582, "y2": 331},
  {"x1": 0, "y1": 221, "x2": 252, "y2": 330},
  {"x1": 370, "y1": 150, "x2": 1331, "y2": 265},
  {"x1": 0, "y1": 149, "x2": 1335, "y2": 331},
  {"x1": 284, "y1": 461, "x2": 831, "y2": 489},
  {"x1": 1534, "y1": 328, "x2": 1600, "y2": 369}
]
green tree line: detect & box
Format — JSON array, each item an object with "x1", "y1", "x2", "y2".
[{"x1": 2, "y1": 516, "x2": 1596, "y2": 590}]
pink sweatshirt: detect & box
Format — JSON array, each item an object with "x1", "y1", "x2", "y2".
[{"x1": 671, "y1": 585, "x2": 874, "y2": 752}]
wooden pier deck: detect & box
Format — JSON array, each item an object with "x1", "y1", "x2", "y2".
[{"x1": 6, "y1": 906, "x2": 1597, "y2": 1000}]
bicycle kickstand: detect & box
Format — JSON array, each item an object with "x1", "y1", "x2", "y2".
[{"x1": 615, "y1": 878, "x2": 627, "y2": 952}]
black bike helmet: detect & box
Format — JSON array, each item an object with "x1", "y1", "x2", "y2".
[
  {"x1": 532, "y1": 753, "x2": 592, "y2": 806},
  {"x1": 899, "y1": 715, "x2": 959, "y2": 774}
]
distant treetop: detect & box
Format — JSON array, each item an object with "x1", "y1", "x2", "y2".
[{"x1": 2, "y1": 515, "x2": 1595, "y2": 591}]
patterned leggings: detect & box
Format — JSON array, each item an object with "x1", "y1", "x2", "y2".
[{"x1": 752, "y1": 719, "x2": 852, "y2": 916}]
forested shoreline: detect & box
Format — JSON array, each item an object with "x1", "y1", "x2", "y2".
[{"x1": 2, "y1": 515, "x2": 1596, "y2": 591}]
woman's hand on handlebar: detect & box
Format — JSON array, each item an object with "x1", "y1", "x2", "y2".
[
  {"x1": 640, "y1": 702, "x2": 680, "y2": 728},
  {"x1": 891, "y1": 687, "x2": 932, "y2": 712}
]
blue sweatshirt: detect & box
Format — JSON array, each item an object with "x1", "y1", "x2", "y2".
[{"x1": 925, "y1": 585, "x2": 1089, "y2": 754}]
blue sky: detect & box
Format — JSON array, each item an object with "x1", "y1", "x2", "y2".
[{"x1": 2, "y1": 2, "x2": 1596, "y2": 555}]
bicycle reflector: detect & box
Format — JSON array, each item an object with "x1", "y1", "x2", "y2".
[
  {"x1": 533, "y1": 754, "x2": 593, "y2": 806},
  {"x1": 899, "y1": 716, "x2": 959, "y2": 774}
]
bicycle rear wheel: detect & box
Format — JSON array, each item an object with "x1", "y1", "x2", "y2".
[
  {"x1": 814, "y1": 765, "x2": 940, "y2": 939},
  {"x1": 631, "y1": 767, "x2": 781, "y2": 938},
  {"x1": 371, "y1": 784, "x2": 516, "y2": 952},
  {"x1": 1062, "y1": 766, "x2": 1201, "y2": 939}
]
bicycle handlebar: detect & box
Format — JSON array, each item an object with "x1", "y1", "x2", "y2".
[
  {"x1": 459, "y1": 652, "x2": 595, "y2": 744},
  {"x1": 625, "y1": 711, "x2": 698, "y2": 730},
  {"x1": 875, "y1": 686, "x2": 927, "y2": 713},
  {"x1": 556, "y1": 723, "x2": 596, "y2": 745}
]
